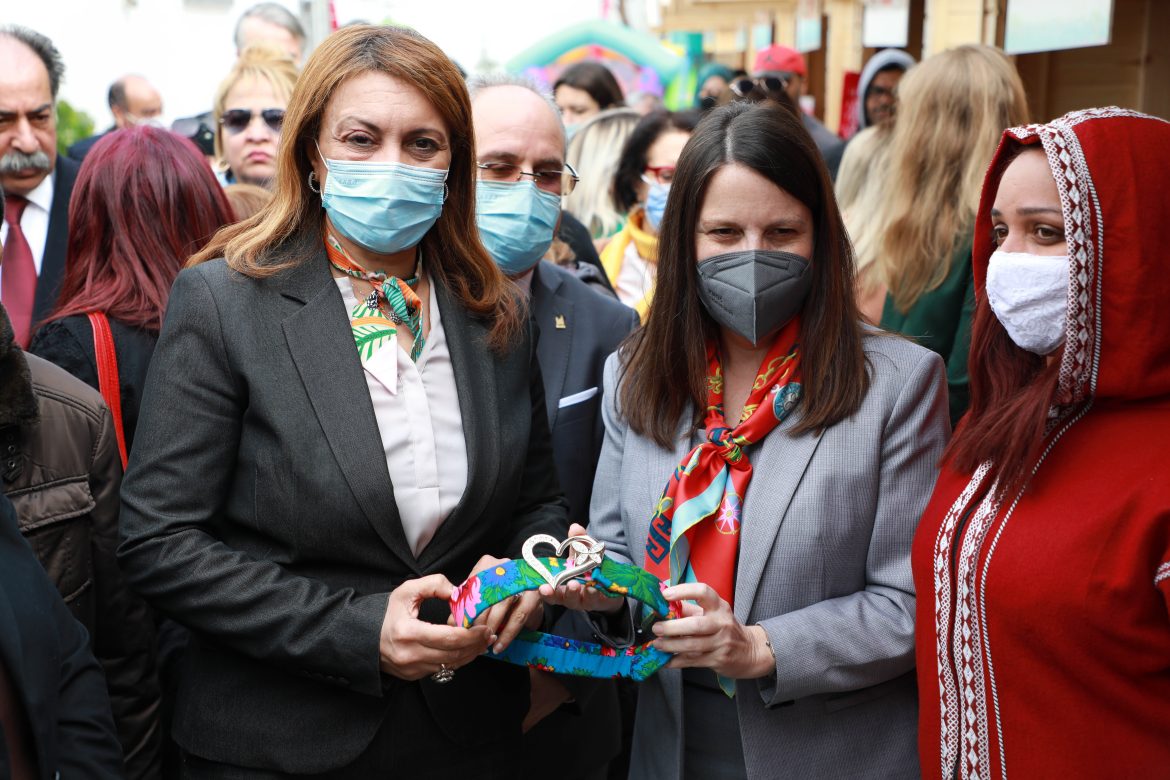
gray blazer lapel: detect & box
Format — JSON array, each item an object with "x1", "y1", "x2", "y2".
[
  {"x1": 415, "y1": 280, "x2": 499, "y2": 570},
  {"x1": 733, "y1": 409, "x2": 824, "y2": 622},
  {"x1": 279, "y1": 252, "x2": 419, "y2": 573},
  {"x1": 631, "y1": 417, "x2": 693, "y2": 569},
  {"x1": 531, "y1": 265, "x2": 573, "y2": 429}
]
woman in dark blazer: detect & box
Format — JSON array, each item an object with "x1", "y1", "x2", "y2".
[{"x1": 117, "y1": 26, "x2": 568, "y2": 778}]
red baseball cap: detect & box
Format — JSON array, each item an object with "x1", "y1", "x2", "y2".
[{"x1": 753, "y1": 45, "x2": 806, "y2": 77}]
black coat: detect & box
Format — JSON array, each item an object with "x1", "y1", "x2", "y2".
[
  {"x1": 523, "y1": 262, "x2": 638, "y2": 777},
  {"x1": 117, "y1": 253, "x2": 569, "y2": 775},
  {"x1": 30, "y1": 315, "x2": 158, "y2": 452},
  {"x1": 0, "y1": 493, "x2": 124, "y2": 779},
  {"x1": 530, "y1": 262, "x2": 639, "y2": 524}
]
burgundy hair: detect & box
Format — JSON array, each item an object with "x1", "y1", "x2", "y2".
[
  {"x1": 942, "y1": 142, "x2": 1063, "y2": 499},
  {"x1": 44, "y1": 126, "x2": 235, "y2": 332},
  {"x1": 943, "y1": 299, "x2": 1061, "y2": 499}
]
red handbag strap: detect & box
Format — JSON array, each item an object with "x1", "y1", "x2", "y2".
[{"x1": 87, "y1": 312, "x2": 128, "y2": 469}]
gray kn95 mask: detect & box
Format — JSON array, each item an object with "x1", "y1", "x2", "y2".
[{"x1": 695, "y1": 250, "x2": 812, "y2": 345}]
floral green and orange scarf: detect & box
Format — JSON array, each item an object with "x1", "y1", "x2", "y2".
[{"x1": 325, "y1": 233, "x2": 425, "y2": 362}]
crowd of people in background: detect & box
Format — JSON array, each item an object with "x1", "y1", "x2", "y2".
[{"x1": 1, "y1": 4, "x2": 1168, "y2": 779}]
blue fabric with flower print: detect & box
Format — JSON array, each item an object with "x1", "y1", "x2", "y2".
[{"x1": 449, "y1": 535, "x2": 681, "y2": 681}]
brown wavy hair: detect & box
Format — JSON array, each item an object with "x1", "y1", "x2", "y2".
[
  {"x1": 619, "y1": 101, "x2": 869, "y2": 447},
  {"x1": 191, "y1": 25, "x2": 521, "y2": 349}
]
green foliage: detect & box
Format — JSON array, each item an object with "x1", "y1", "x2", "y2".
[
  {"x1": 599, "y1": 558, "x2": 668, "y2": 614},
  {"x1": 55, "y1": 99, "x2": 95, "y2": 155}
]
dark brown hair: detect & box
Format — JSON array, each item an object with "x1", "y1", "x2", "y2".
[
  {"x1": 191, "y1": 25, "x2": 522, "y2": 350},
  {"x1": 612, "y1": 109, "x2": 702, "y2": 213},
  {"x1": 553, "y1": 61, "x2": 624, "y2": 111},
  {"x1": 619, "y1": 101, "x2": 869, "y2": 448}
]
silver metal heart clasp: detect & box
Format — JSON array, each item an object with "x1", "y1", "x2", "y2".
[{"x1": 521, "y1": 533, "x2": 606, "y2": 589}]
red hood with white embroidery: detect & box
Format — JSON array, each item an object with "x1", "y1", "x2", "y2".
[{"x1": 972, "y1": 107, "x2": 1170, "y2": 407}]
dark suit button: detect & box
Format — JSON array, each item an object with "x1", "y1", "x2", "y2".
[{"x1": 5, "y1": 445, "x2": 15, "y2": 455}]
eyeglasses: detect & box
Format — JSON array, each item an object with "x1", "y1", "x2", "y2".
[
  {"x1": 642, "y1": 165, "x2": 676, "y2": 185},
  {"x1": 477, "y1": 161, "x2": 580, "y2": 195},
  {"x1": 730, "y1": 75, "x2": 790, "y2": 98},
  {"x1": 220, "y1": 108, "x2": 285, "y2": 135}
]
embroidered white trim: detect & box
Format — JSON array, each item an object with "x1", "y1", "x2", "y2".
[{"x1": 1156, "y1": 562, "x2": 1170, "y2": 586}]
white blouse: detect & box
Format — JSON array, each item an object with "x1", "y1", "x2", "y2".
[{"x1": 335, "y1": 276, "x2": 468, "y2": 556}]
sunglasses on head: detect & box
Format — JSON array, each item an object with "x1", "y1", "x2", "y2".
[
  {"x1": 731, "y1": 75, "x2": 789, "y2": 98},
  {"x1": 220, "y1": 108, "x2": 285, "y2": 135}
]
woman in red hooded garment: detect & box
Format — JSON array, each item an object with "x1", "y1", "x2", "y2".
[{"x1": 913, "y1": 107, "x2": 1170, "y2": 779}]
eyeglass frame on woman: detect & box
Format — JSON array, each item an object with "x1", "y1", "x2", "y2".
[
  {"x1": 476, "y1": 161, "x2": 580, "y2": 196},
  {"x1": 219, "y1": 108, "x2": 286, "y2": 135},
  {"x1": 730, "y1": 75, "x2": 790, "y2": 99},
  {"x1": 642, "y1": 165, "x2": 676, "y2": 185}
]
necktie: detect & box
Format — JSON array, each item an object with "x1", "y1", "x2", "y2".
[{"x1": 2, "y1": 194, "x2": 37, "y2": 348}]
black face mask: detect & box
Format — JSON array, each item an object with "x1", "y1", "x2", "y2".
[
  {"x1": 699, "y1": 95, "x2": 718, "y2": 111},
  {"x1": 695, "y1": 250, "x2": 812, "y2": 345}
]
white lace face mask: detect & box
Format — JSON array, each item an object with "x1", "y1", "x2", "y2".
[{"x1": 985, "y1": 250, "x2": 1070, "y2": 355}]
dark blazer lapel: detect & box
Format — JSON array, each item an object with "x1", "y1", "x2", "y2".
[
  {"x1": 33, "y1": 157, "x2": 79, "y2": 322},
  {"x1": 279, "y1": 251, "x2": 419, "y2": 573},
  {"x1": 531, "y1": 264, "x2": 573, "y2": 429},
  {"x1": 0, "y1": 588, "x2": 26, "y2": 710},
  {"x1": 416, "y1": 279, "x2": 499, "y2": 570},
  {"x1": 733, "y1": 408, "x2": 824, "y2": 622}
]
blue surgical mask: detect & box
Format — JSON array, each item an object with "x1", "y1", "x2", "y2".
[
  {"x1": 317, "y1": 146, "x2": 448, "y2": 255},
  {"x1": 644, "y1": 182, "x2": 670, "y2": 230},
  {"x1": 476, "y1": 180, "x2": 561, "y2": 276}
]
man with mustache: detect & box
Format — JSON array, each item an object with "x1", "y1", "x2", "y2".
[{"x1": 0, "y1": 25, "x2": 79, "y2": 348}]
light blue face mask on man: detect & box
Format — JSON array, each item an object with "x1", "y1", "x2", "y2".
[
  {"x1": 317, "y1": 147, "x2": 448, "y2": 255},
  {"x1": 475, "y1": 180, "x2": 562, "y2": 276}
]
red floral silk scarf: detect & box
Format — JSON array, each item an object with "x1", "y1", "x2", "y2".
[{"x1": 644, "y1": 316, "x2": 803, "y2": 629}]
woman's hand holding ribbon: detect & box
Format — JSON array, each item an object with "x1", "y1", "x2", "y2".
[
  {"x1": 652, "y1": 582, "x2": 774, "y2": 680},
  {"x1": 380, "y1": 574, "x2": 494, "y2": 681},
  {"x1": 536, "y1": 523, "x2": 625, "y2": 614},
  {"x1": 466, "y1": 554, "x2": 545, "y2": 654}
]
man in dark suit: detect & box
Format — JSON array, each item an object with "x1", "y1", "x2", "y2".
[
  {"x1": 0, "y1": 25, "x2": 79, "y2": 347},
  {"x1": 471, "y1": 74, "x2": 639, "y2": 780},
  {"x1": 67, "y1": 74, "x2": 164, "y2": 161},
  {"x1": 0, "y1": 491, "x2": 125, "y2": 778}
]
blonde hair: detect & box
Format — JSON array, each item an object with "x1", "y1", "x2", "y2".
[
  {"x1": 223, "y1": 182, "x2": 273, "y2": 221},
  {"x1": 877, "y1": 45, "x2": 1029, "y2": 312},
  {"x1": 836, "y1": 122, "x2": 894, "y2": 299},
  {"x1": 191, "y1": 25, "x2": 522, "y2": 350},
  {"x1": 565, "y1": 107, "x2": 640, "y2": 239},
  {"x1": 212, "y1": 43, "x2": 300, "y2": 170}
]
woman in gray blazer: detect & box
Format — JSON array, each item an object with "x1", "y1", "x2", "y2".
[
  {"x1": 548, "y1": 101, "x2": 949, "y2": 779},
  {"x1": 116, "y1": 26, "x2": 567, "y2": 777}
]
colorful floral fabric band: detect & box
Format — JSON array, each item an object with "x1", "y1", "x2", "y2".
[{"x1": 449, "y1": 535, "x2": 682, "y2": 680}]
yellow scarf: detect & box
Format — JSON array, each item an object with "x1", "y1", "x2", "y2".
[{"x1": 601, "y1": 207, "x2": 658, "y2": 322}]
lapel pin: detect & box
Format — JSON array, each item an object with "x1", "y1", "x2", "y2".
[{"x1": 554, "y1": 315, "x2": 567, "y2": 330}]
